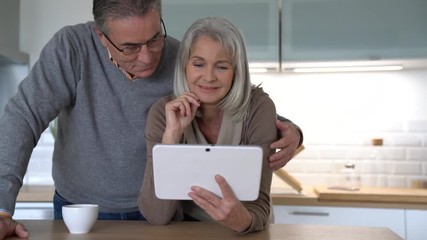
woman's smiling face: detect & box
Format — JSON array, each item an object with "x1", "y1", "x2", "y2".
[{"x1": 185, "y1": 35, "x2": 234, "y2": 106}]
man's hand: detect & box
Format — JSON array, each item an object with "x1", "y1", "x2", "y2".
[
  {"x1": 269, "y1": 120, "x2": 301, "y2": 171},
  {"x1": 0, "y1": 215, "x2": 29, "y2": 239}
]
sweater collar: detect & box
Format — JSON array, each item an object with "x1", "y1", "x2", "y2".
[{"x1": 107, "y1": 48, "x2": 137, "y2": 81}]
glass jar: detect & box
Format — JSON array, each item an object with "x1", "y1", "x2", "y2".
[{"x1": 342, "y1": 162, "x2": 361, "y2": 191}]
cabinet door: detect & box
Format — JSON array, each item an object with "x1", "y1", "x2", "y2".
[
  {"x1": 406, "y1": 210, "x2": 427, "y2": 240},
  {"x1": 0, "y1": 0, "x2": 20, "y2": 50},
  {"x1": 273, "y1": 205, "x2": 405, "y2": 239},
  {"x1": 162, "y1": 0, "x2": 279, "y2": 63},
  {"x1": 282, "y1": 0, "x2": 427, "y2": 61}
]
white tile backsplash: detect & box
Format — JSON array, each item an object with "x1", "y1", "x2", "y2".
[
  {"x1": 24, "y1": 69, "x2": 427, "y2": 188},
  {"x1": 390, "y1": 162, "x2": 422, "y2": 175},
  {"x1": 407, "y1": 148, "x2": 427, "y2": 160},
  {"x1": 252, "y1": 69, "x2": 427, "y2": 188},
  {"x1": 422, "y1": 163, "x2": 427, "y2": 175},
  {"x1": 405, "y1": 120, "x2": 427, "y2": 132},
  {"x1": 387, "y1": 133, "x2": 424, "y2": 147}
]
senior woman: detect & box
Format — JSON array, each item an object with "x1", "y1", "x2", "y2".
[{"x1": 139, "y1": 16, "x2": 276, "y2": 233}]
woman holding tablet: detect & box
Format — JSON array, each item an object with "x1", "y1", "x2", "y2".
[{"x1": 139, "y1": 16, "x2": 276, "y2": 233}]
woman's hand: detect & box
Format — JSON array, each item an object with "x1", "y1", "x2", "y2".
[
  {"x1": 163, "y1": 92, "x2": 200, "y2": 143},
  {"x1": 188, "y1": 175, "x2": 252, "y2": 233}
]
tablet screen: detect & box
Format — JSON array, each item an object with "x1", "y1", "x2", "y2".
[{"x1": 152, "y1": 144, "x2": 263, "y2": 201}]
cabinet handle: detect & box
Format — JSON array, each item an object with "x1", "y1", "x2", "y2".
[
  {"x1": 15, "y1": 207, "x2": 53, "y2": 210},
  {"x1": 290, "y1": 211, "x2": 330, "y2": 216}
]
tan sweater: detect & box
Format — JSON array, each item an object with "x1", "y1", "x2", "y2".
[{"x1": 139, "y1": 87, "x2": 277, "y2": 233}]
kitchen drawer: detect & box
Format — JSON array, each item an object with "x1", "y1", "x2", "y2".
[
  {"x1": 13, "y1": 202, "x2": 54, "y2": 220},
  {"x1": 273, "y1": 205, "x2": 405, "y2": 239},
  {"x1": 405, "y1": 209, "x2": 427, "y2": 240}
]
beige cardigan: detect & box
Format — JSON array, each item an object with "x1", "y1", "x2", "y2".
[{"x1": 139, "y1": 87, "x2": 277, "y2": 233}]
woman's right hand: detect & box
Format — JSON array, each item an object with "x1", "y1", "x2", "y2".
[
  {"x1": 162, "y1": 92, "x2": 200, "y2": 143},
  {"x1": 188, "y1": 175, "x2": 253, "y2": 233}
]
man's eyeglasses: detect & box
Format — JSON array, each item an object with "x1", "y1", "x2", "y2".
[{"x1": 102, "y1": 19, "x2": 167, "y2": 55}]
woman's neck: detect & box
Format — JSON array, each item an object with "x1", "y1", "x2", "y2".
[{"x1": 196, "y1": 106, "x2": 223, "y2": 144}]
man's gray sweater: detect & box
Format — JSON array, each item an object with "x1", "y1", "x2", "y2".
[{"x1": 0, "y1": 22, "x2": 180, "y2": 214}]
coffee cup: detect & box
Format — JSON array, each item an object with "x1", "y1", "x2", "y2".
[{"x1": 62, "y1": 204, "x2": 99, "y2": 234}]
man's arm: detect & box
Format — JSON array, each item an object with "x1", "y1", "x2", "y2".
[
  {"x1": 268, "y1": 115, "x2": 304, "y2": 170},
  {"x1": 276, "y1": 115, "x2": 303, "y2": 147}
]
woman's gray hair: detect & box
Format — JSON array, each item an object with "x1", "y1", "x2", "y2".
[
  {"x1": 174, "y1": 16, "x2": 252, "y2": 122},
  {"x1": 93, "y1": 0, "x2": 161, "y2": 34}
]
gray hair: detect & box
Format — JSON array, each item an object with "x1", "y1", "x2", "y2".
[
  {"x1": 93, "y1": 0, "x2": 161, "y2": 34},
  {"x1": 174, "y1": 16, "x2": 252, "y2": 122}
]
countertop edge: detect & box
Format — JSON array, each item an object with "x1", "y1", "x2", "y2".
[{"x1": 16, "y1": 185, "x2": 427, "y2": 210}]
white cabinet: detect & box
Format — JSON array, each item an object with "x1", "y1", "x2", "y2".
[
  {"x1": 163, "y1": 0, "x2": 427, "y2": 68},
  {"x1": 406, "y1": 210, "x2": 427, "y2": 240},
  {"x1": 162, "y1": 0, "x2": 279, "y2": 63},
  {"x1": 0, "y1": 0, "x2": 28, "y2": 65},
  {"x1": 273, "y1": 205, "x2": 405, "y2": 239},
  {"x1": 282, "y1": 0, "x2": 427, "y2": 62},
  {"x1": 13, "y1": 202, "x2": 54, "y2": 220},
  {"x1": 0, "y1": 0, "x2": 20, "y2": 51}
]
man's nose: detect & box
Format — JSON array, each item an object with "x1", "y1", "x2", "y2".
[{"x1": 136, "y1": 45, "x2": 153, "y2": 63}]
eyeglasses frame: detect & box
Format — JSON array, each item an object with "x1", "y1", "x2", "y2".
[{"x1": 102, "y1": 18, "x2": 167, "y2": 55}]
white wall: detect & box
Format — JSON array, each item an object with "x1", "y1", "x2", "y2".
[
  {"x1": 252, "y1": 71, "x2": 427, "y2": 188},
  {"x1": 19, "y1": 1, "x2": 427, "y2": 188},
  {"x1": 252, "y1": 70, "x2": 427, "y2": 145},
  {"x1": 20, "y1": 0, "x2": 92, "y2": 66}
]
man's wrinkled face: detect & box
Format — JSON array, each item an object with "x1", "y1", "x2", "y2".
[{"x1": 98, "y1": 10, "x2": 165, "y2": 78}]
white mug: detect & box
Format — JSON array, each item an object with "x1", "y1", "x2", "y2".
[{"x1": 62, "y1": 204, "x2": 99, "y2": 234}]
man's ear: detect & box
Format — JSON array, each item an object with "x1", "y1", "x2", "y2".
[{"x1": 94, "y1": 26, "x2": 108, "y2": 47}]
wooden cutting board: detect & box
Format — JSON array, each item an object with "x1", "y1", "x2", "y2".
[
  {"x1": 314, "y1": 185, "x2": 427, "y2": 204},
  {"x1": 273, "y1": 145, "x2": 305, "y2": 193}
]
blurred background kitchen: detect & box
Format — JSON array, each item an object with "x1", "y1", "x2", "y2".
[{"x1": 1, "y1": 0, "x2": 426, "y2": 190}]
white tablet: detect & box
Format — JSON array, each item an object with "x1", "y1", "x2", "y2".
[{"x1": 152, "y1": 144, "x2": 263, "y2": 201}]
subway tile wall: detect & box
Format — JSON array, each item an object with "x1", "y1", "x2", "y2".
[
  {"x1": 253, "y1": 69, "x2": 427, "y2": 189},
  {"x1": 24, "y1": 69, "x2": 427, "y2": 188},
  {"x1": 287, "y1": 130, "x2": 427, "y2": 188}
]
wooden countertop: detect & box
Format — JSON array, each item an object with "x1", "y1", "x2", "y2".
[
  {"x1": 17, "y1": 183, "x2": 427, "y2": 210},
  {"x1": 17, "y1": 185, "x2": 54, "y2": 202},
  {"x1": 270, "y1": 175, "x2": 427, "y2": 209},
  {"x1": 314, "y1": 185, "x2": 427, "y2": 204},
  {"x1": 271, "y1": 186, "x2": 427, "y2": 210},
  {"x1": 5, "y1": 220, "x2": 402, "y2": 240}
]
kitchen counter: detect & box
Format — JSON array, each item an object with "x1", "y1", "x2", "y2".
[
  {"x1": 17, "y1": 183, "x2": 427, "y2": 210},
  {"x1": 17, "y1": 185, "x2": 54, "y2": 202},
  {"x1": 5, "y1": 220, "x2": 402, "y2": 240},
  {"x1": 271, "y1": 187, "x2": 427, "y2": 210},
  {"x1": 270, "y1": 174, "x2": 427, "y2": 209}
]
